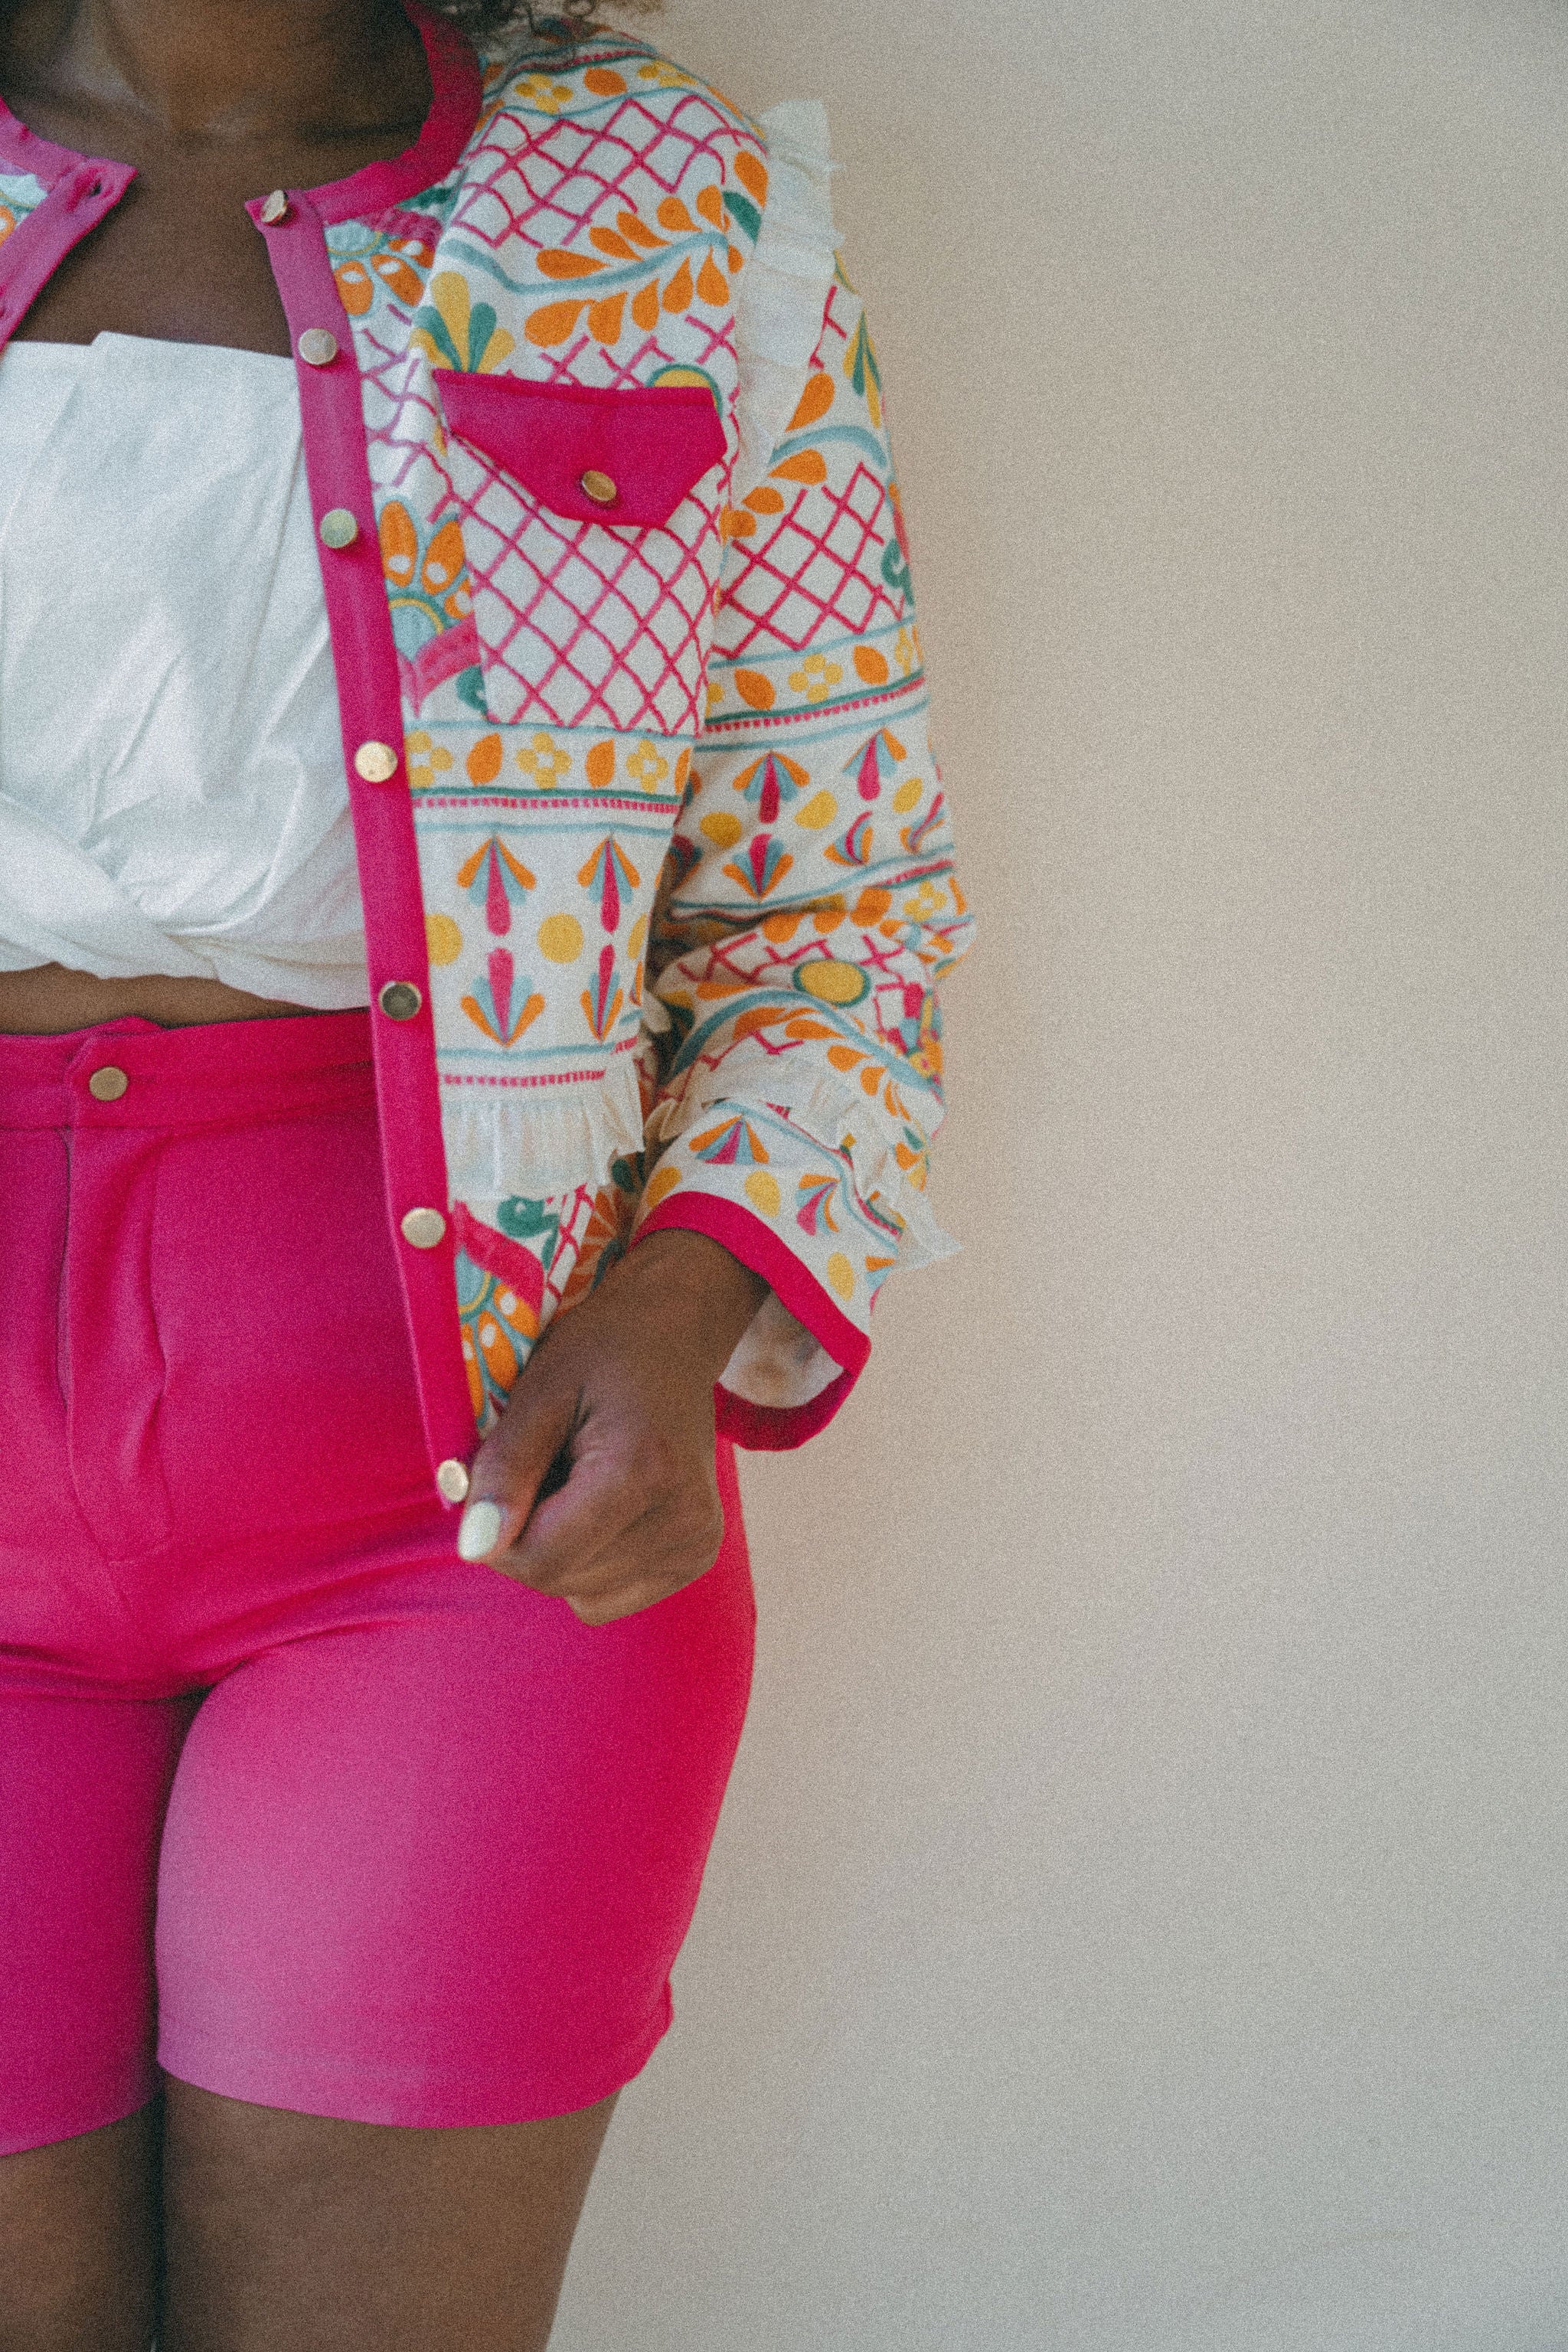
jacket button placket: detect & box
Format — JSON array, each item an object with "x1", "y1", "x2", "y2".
[{"x1": 251, "y1": 185, "x2": 475, "y2": 1504}]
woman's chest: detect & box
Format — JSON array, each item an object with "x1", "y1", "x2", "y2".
[{"x1": 0, "y1": 107, "x2": 426, "y2": 354}]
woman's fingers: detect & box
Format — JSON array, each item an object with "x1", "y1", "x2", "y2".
[
  {"x1": 500, "y1": 1435, "x2": 724, "y2": 1622},
  {"x1": 488, "y1": 1444, "x2": 646, "y2": 1592},
  {"x1": 450, "y1": 1227, "x2": 750, "y2": 1615},
  {"x1": 512, "y1": 1431, "x2": 721, "y2": 1587},
  {"x1": 456, "y1": 1370, "x2": 580, "y2": 1563}
]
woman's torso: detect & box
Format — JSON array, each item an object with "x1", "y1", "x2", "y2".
[{"x1": 0, "y1": 0, "x2": 432, "y2": 1033}]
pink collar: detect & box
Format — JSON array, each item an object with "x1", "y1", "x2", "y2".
[{"x1": 0, "y1": 0, "x2": 482, "y2": 221}]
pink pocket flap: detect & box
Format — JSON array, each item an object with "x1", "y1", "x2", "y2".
[{"x1": 433, "y1": 375, "x2": 727, "y2": 527}]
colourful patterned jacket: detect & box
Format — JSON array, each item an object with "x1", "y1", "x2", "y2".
[{"x1": 0, "y1": 2, "x2": 973, "y2": 1501}]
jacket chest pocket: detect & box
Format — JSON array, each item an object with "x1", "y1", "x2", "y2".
[{"x1": 433, "y1": 374, "x2": 728, "y2": 738}]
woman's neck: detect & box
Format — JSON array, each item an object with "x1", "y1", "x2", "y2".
[{"x1": 2, "y1": 0, "x2": 428, "y2": 144}]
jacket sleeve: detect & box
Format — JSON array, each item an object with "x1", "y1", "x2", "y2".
[{"x1": 631, "y1": 265, "x2": 975, "y2": 1447}]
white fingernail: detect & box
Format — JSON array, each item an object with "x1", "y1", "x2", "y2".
[{"x1": 456, "y1": 1499, "x2": 505, "y2": 1562}]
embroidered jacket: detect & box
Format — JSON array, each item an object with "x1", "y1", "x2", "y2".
[{"x1": 0, "y1": 3, "x2": 973, "y2": 1499}]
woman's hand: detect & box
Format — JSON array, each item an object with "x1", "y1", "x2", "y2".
[{"x1": 454, "y1": 1229, "x2": 768, "y2": 1624}]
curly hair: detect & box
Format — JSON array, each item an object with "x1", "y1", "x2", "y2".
[{"x1": 430, "y1": 0, "x2": 659, "y2": 42}]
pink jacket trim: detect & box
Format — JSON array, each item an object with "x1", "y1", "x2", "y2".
[
  {"x1": 634, "y1": 1193, "x2": 869, "y2": 1452},
  {"x1": 0, "y1": 162, "x2": 135, "y2": 349},
  {"x1": 308, "y1": 1, "x2": 482, "y2": 225},
  {"x1": 250, "y1": 182, "x2": 476, "y2": 1492}
]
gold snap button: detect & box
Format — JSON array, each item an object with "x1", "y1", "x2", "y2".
[
  {"x1": 297, "y1": 328, "x2": 339, "y2": 368},
  {"x1": 87, "y1": 1065, "x2": 129, "y2": 1102},
  {"x1": 580, "y1": 469, "x2": 619, "y2": 507},
  {"x1": 400, "y1": 1206, "x2": 447, "y2": 1250},
  {"x1": 318, "y1": 508, "x2": 359, "y2": 549},
  {"x1": 353, "y1": 740, "x2": 399, "y2": 783},
  {"x1": 377, "y1": 981, "x2": 423, "y2": 1022},
  {"x1": 436, "y1": 1458, "x2": 472, "y2": 1504},
  {"x1": 260, "y1": 189, "x2": 292, "y2": 226}
]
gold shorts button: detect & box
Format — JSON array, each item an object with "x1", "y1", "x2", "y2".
[
  {"x1": 260, "y1": 188, "x2": 292, "y2": 225},
  {"x1": 436, "y1": 1458, "x2": 472, "y2": 1504},
  {"x1": 87, "y1": 1065, "x2": 129, "y2": 1102},
  {"x1": 353, "y1": 740, "x2": 399, "y2": 783},
  {"x1": 318, "y1": 507, "x2": 359, "y2": 549},
  {"x1": 580, "y1": 469, "x2": 619, "y2": 507},
  {"x1": 377, "y1": 981, "x2": 423, "y2": 1022},
  {"x1": 297, "y1": 328, "x2": 339, "y2": 368},
  {"x1": 400, "y1": 1206, "x2": 447, "y2": 1250}
]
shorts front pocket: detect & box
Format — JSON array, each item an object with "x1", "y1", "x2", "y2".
[{"x1": 433, "y1": 376, "x2": 728, "y2": 737}]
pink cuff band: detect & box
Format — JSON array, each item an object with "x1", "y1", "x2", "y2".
[{"x1": 634, "y1": 1194, "x2": 869, "y2": 1451}]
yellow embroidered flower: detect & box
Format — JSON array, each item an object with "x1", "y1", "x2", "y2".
[
  {"x1": 405, "y1": 731, "x2": 452, "y2": 789},
  {"x1": 626, "y1": 740, "x2": 671, "y2": 793},
  {"x1": 515, "y1": 74, "x2": 574, "y2": 111},
  {"x1": 894, "y1": 626, "x2": 918, "y2": 676},
  {"x1": 410, "y1": 272, "x2": 515, "y2": 376},
  {"x1": 516, "y1": 733, "x2": 572, "y2": 788},
  {"x1": 902, "y1": 879, "x2": 947, "y2": 923},
  {"x1": 637, "y1": 60, "x2": 696, "y2": 87},
  {"x1": 788, "y1": 653, "x2": 844, "y2": 704}
]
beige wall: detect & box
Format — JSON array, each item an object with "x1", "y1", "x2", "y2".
[{"x1": 554, "y1": 3, "x2": 1568, "y2": 2345}]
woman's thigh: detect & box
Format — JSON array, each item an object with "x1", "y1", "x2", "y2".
[
  {"x1": 0, "y1": 1688, "x2": 192, "y2": 2157},
  {"x1": 159, "y1": 2079, "x2": 617, "y2": 2352},
  {"x1": 153, "y1": 1468, "x2": 755, "y2": 2129}
]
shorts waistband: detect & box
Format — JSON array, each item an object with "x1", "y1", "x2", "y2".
[{"x1": 0, "y1": 1010, "x2": 376, "y2": 1131}]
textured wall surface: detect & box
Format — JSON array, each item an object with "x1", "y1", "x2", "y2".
[{"x1": 554, "y1": 5, "x2": 1568, "y2": 2345}]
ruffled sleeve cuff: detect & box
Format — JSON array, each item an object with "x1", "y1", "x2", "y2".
[
  {"x1": 633, "y1": 1187, "x2": 866, "y2": 1449},
  {"x1": 730, "y1": 99, "x2": 840, "y2": 501}
]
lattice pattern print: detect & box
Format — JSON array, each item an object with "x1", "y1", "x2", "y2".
[{"x1": 443, "y1": 445, "x2": 725, "y2": 733}]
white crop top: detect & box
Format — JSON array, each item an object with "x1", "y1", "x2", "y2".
[{"x1": 0, "y1": 332, "x2": 369, "y2": 1006}]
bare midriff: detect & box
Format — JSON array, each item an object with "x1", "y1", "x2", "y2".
[{"x1": 0, "y1": 965, "x2": 334, "y2": 1035}]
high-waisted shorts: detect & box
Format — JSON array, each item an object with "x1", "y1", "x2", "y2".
[{"x1": 0, "y1": 1011, "x2": 754, "y2": 2154}]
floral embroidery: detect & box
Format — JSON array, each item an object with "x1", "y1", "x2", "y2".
[
  {"x1": 516, "y1": 733, "x2": 572, "y2": 788},
  {"x1": 789, "y1": 652, "x2": 844, "y2": 704},
  {"x1": 457, "y1": 838, "x2": 536, "y2": 936},
  {"x1": 626, "y1": 741, "x2": 671, "y2": 794},
  {"x1": 335, "y1": 227, "x2": 436, "y2": 318},
  {"x1": 523, "y1": 157, "x2": 766, "y2": 351},
  {"x1": 514, "y1": 72, "x2": 575, "y2": 112},
  {"x1": 410, "y1": 270, "x2": 515, "y2": 374},
  {"x1": 577, "y1": 838, "x2": 641, "y2": 931},
  {"x1": 462, "y1": 949, "x2": 545, "y2": 1046},
  {"x1": 580, "y1": 944, "x2": 625, "y2": 1040},
  {"x1": 404, "y1": 730, "x2": 452, "y2": 789}
]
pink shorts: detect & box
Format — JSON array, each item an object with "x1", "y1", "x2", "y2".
[{"x1": 0, "y1": 1011, "x2": 754, "y2": 2154}]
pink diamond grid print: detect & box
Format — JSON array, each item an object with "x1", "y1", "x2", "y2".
[
  {"x1": 449, "y1": 452, "x2": 724, "y2": 733},
  {"x1": 716, "y1": 464, "x2": 906, "y2": 662},
  {"x1": 452, "y1": 91, "x2": 750, "y2": 270}
]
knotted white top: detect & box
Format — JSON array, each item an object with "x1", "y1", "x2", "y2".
[{"x1": 0, "y1": 100, "x2": 837, "y2": 1012}]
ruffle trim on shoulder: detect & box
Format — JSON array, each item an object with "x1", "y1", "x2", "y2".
[
  {"x1": 731, "y1": 100, "x2": 841, "y2": 502},
  {"x1": 440, "y1": 1049, "x2": 645, "y2": 1209}
]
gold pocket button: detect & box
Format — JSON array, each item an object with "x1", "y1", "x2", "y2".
[
  {"x1": 580, "y1": 469, "x2": 619, "y2": 507},
  {"x1": 318, "y1": 508, "x2": 359, "y2": 549},
  {"x1": 88, "y1": 1066, "x2": 129, "y2": 1102},
  {"x1": 260, "y1": 189, "x2": 292, "y2": 226},
  {"x1": 400, "y1": 1207, "x2": 447, "y2": 1250},
  {"x1": 297, "y1": 328, "x2": 339, "y2": 368}
]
